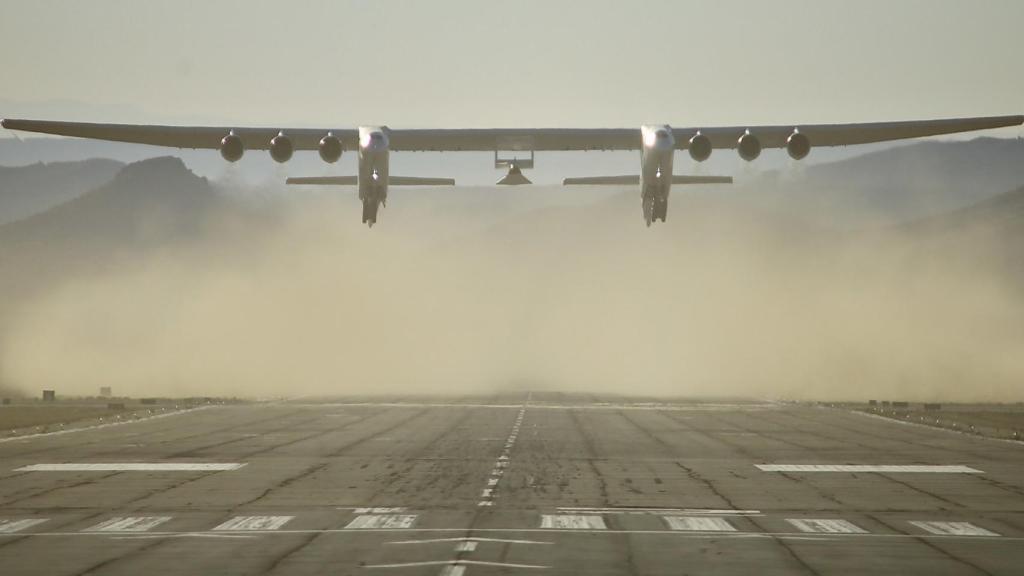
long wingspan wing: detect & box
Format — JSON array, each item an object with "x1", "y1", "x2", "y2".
[
  {"x1": 0, "y1": 119, "x2": 358, "y2": 150},
  {"x1": 675, "y1": 115, "x2": 1024, "y2": 149},
  {"x1": 3, "y1": 115, "x2": 1021, "y2": 152}
]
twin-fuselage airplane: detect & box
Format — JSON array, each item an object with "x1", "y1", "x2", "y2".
[{"x1": 3, "y1": 115, "x2": 1022, "y2": 227}]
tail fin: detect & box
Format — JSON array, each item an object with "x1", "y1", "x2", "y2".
[
  {"x1": 563, "y1": 174, "x2": 732, "y2": 185},
  {"x1": 286, "y1": 176, "x2": 358, "y2": 185},
  {"x1": 389, "y1": 176, "x2": 455, "y2": 186}
]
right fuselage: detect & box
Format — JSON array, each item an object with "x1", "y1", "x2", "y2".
[
  {"x1": 358, "y1": 126, "x2": 390, "y2": 226},
  {"x1": 639, "y1": 124, "x2": 675, "y2": 225}
]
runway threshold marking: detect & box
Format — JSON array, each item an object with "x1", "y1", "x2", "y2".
[
  {"x1": 213, "y1": 516, "x2": 294, "y2": 531},
  {"x1": 84, "y1": 516, "x2": 172, "y2": 532},
  {"x1": 540, "y1": 514, "x2": 606, "y2": 530},
  {"x1": 15, "y1": 463, "x2": 247, "y2": 472},
  {"x1": 346, "y1": 515, "x2": 418, "y2": 529},
  {"x1": 787, "y1": 519, "x2": 867, "y2": 534},
  {"x1": 755, "y1": 464, "x2": 983, "y2": 474},
  {"x1": 0, "y1": 519, "x2": 48, "y2": 533},
  {"x1": 663, "y1": 516, "x2": 736, "y2": 532},
  {"x1": 909, "y1": 521, "x2": 1000, "y2": 537}
]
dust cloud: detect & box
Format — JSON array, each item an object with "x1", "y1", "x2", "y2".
[{"x1": 1, "y1": 181, "x2": 1022, "y2": 401}]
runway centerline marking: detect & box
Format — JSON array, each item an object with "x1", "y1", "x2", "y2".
[
  {"x1": 0, "y1": 519, "x2": 48, "y2": 533},
  {"x1": 453, "y1": 541, "x2": 477, "y2": 552},
  {"x1": 664, "y1": 516, "x2": 736, "y2": 532},
  {"x1": 477, "y1": 404, "x2": 527, "y2": 506},
  {"x1": 787, "y1": 519, "x2": 867, "y2": 534},
  {"x1": 16, "y1": 463, "x2": 247, "y2": 472},
  {"x1": 365, "y1": 560, "x2": 548, "y2": 570},
  {"x1": 909, "y1": 521, "x2": 999, "y2": 537},
  {"x1": 756, "y1": 464, "x2": 983, "y2": 474},
  {"x1": 84, "y1": 516, "x2": 172, "y2": 532},
  {"x1": 541, "y1": 515, "x2": 607, "y2": 530},
  {"x1": 346, "y1": 515, "x2": 418, "y2": 529},
  {"x1": 213, "y1": 516, "x2": 293, "y2": 531}
]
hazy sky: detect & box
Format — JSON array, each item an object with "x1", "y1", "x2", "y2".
[{"x1": 1, "y1": 0, "x2": 1023, "y2": 131}]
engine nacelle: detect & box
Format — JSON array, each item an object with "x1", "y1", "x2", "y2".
[
  {"x1": 319, "y1": 133, "x2": 343, "y2": 163},
  {"x1": 269, "y1": 132, "x2": 293, "y2": 163},
  {"x1": 786, "y1": 130, "x2": 811, "y2": 160},
  {"x1": 688, "y1": 132, "x2": 712, "y2": 162},
  {"x1": 737, "y1": 131, "x2": 761, "y2": 161},
  {"x1": 220, "y1": 132, "x2": 244, "y2": 162}
]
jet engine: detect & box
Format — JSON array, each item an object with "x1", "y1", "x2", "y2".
[
  {"x1": 319, "y1": 133, "x2": 343, "y2": 163},
  {"x1": 737, "y1": 131, "x2": 761, "y2": 161},
  {"x1": 220, "y1": 132, "x2": 244, "y2": 162},
  {"x1": 786, "y1": 130, "x2": 811, "y2": 160},
  {"x1": 688, "y1": 132, "x2": 712, "y2": 162},
  {"x1": 269, "y1": 132, "x2": 293, "y2": 163}
]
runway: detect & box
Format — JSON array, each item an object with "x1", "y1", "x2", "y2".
[{"x1": 1, "y1": 393, "x2": 1022, "y2": 575}]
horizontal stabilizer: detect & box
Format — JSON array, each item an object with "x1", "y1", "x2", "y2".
[
  {"x1": 562, "y1": 174, "x2": 733, "y2": 185},
  {"x1": 286, "y1": 176, "x2": 358, "y2": 185},
  {"x1": 389, "y1": 176, "x2": 455, "y2": 186}
]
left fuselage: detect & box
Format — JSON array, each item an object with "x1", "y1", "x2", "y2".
[
  {"x1": 639, "y1": 124, "x2": 675, "y2": 224},
  {"x1": 357, "y1": 126, "x2": 390, "y2": 225}
]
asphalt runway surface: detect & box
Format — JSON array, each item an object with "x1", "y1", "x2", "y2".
[{"x1": 1, "y1": 393, "x2": 1022, "y2": 575}]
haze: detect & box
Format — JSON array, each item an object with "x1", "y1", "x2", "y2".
[{"x1": 1, "y1": 0, "x2": 1023, "y2": 129}]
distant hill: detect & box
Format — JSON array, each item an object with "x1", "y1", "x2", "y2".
[
  {"x1": 742, "y1": 137, "x2": 1024, "y2": 226},
  {"x1": 0, "y1": 158, "x2": 123, "y2": 224},
  {"x1": 0, "y1": 157, "x2": 224, "y2": 317}
]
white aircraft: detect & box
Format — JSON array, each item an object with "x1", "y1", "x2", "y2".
[{"x1": 3, "y1": 115, "x2": 1021, "y2": 227}]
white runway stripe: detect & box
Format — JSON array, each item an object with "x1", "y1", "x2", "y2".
[
  {"x1": 454, "y1": 541, "x2": 477, "y2": 552},
  {"x1": 756, "y1": 464, "x2": 983, "y2": 473},
  {"x1": 213, "y1": 516, "x2": 293, "y2": 531},
  {"x1": 909, "y1": 521, "x2": 999, "y2": 537},
  {"x1": 346, "y1": 514, "x2": 418, "y2": 529},
  {"x1": 17, "y1": 463, "x2": 246, "y2": 472},
  {"x1": 787, "y1": 519, "x2": 867, "y2": 534},
  {"x1": 664, "y1": 516, "x2": 737, "y2": 532},
  {"x1": 85, "y1": 516, "x2": 172, "y2": 532},
  {"x1": 0, "y1": 518, "x2": 48, "y2": 533},
  {"x1": 540, "y1": 514, "x2": 606, "y2": 530}
]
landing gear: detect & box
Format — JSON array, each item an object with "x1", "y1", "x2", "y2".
[
  {"x1": 362, "y1": 199, "x2": 379, "y2": 227},
  {"x1": 653, "y1": 197, "x2": 668, "y2": 222},
  {"x1": 642, "y1": 195, "x2": 668, "y2": 226}
]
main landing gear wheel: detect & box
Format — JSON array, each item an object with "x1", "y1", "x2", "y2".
[
  {"x1": 653, "y1": 197, "x2": 668, "y2": 222},
  {"x1": 362, "y1": 200, "x2": 379, "y2": 227}
]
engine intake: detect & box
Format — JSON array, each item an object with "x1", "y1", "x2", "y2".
[
  {"x1": 319, "y1": 133, "x2": 343, "y2": 163},
  {"x1": 786, "y1": 130, "x2": 811, "y2": 160},
  {"x1": 688, "y1": 132, "x2": 712, "y2": 162},
  {"x1": 270, "y1": 132, "x2": 293, "y2": 163},
  {"x1": 737, "y1": 131, "x2": 761, "y2": 161},
  {"x1": 220, "y1": 132, "x2": 244, "y2": 162}
]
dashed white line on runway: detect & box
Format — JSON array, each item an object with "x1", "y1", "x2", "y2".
[
  {"x1": 540, "y1": 514, "x2": 607, "y2": 530},
  {"x1": 0, "y1": 519, "x2": 48, "y2": 533},
  {"x1": 909, "y1": 521, "x2": 999, "y2": 537},
  {"x1": 787, "y1": 519, "x2": 867, "y2": 534},
  {"x1": 453, "y1": 541, "x2": 477, "y2": 552},
  {"x1": 213, "y1": 516, "x2": 294, "y2": 531},
  {"x1": 84, "y1": 516, "x2": 172, "y2": 532},
  {"x1": 664, "y1": 517, "x2": 737, "y2": 532},
  {"x1": 346, "y1": 515, "x2": 418, "y2": 529},
  {"x1": 756, "y1": 464, "x2": 983, "y2": 473}
]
